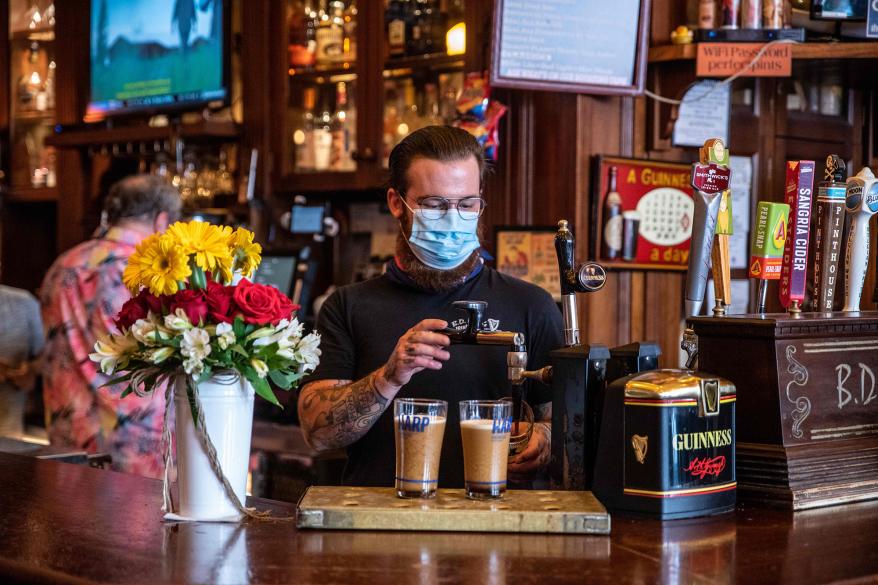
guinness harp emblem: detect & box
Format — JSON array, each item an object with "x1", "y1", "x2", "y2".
[
  {"x1": 702, "y1": 379, "x2": 720, "y2": 416},
  {"x1": 631, "y1": 434, "x2": 648, "y2": 464}
]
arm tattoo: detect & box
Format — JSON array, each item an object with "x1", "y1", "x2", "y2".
[{"x1": 302, "y1": 372, "x2": 390, "y2": 451}]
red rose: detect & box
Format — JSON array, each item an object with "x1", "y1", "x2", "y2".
[
  {"x1": 232, "y1": 279, "x2": 299, "y2": 325},
  {"x1": 114, "y1": 290, "x2": 166, "y2": 331},
  {"x1": 205, "y1": 281, "x2": 236, "y2": 324},
  {"x1": 114, "y1": 296, "x2": 148, "y2": 331},
  {"x1": 169, "y1": 289, "x2": 209, "y2": 326}
]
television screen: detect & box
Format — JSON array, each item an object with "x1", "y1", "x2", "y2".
[
  {"x1": 253, "y1": 256, "x2": 297, "y2": 297},
  {"x1": 88, "y1": 0, "x2": 227, "y2": 118}
]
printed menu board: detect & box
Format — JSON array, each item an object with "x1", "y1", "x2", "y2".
[{"x1": 491, "y1": 0, "x2": 650, "y2": 95}]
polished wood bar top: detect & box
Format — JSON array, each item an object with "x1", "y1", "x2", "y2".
[{"x1": 1, "y1": 453, "x2": 877, "y2": 585}]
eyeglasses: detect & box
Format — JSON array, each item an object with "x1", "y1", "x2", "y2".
[{"x1": 399, "y1": 194, "x2": 487, "y2": 221}]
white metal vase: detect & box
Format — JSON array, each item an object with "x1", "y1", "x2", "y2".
[{"x1": 173, "y1": 371, "x2": 254, "y2": 522}]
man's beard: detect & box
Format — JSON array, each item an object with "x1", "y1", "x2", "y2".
[{"x1": 395, "y1": 222, "x2": 483, "y2": 292}]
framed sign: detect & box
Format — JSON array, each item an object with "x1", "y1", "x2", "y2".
[
  {"x1": 490, "y1": 0, "x2": 651, "y2": 96},
  {"x1": 591, "y1": 156, "x2": 695, "y2": 271},
  {"x1": 495, "y1": 227, "x2": 561, "y2": 299}
]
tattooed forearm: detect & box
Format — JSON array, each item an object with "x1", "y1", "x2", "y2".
[{"x1": 299, "y1": 372, "x2": 390, "y2": 451}]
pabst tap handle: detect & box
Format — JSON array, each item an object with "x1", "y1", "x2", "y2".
[{"x1": 843, "y1": 168, "x2": 878, "y2": 312}]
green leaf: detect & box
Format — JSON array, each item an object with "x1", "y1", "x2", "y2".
[
  {"x1": 233, "y1": 316, "x2": 246, "y2": 338},
  {"x1": 186, "y1": 381, "x2": 200, "y2": 426},
  {"x1": 103, "y1": 372, "x2": 133, "y2": 388},
  {"x1": 244, "y1": 366, "x2": 282, "y2": 408},
  {"x1": 269, "y1": 369, "x2": 294, "y2": 390},
  {"x1": 120, "y1": 385, "x2": 134, "y2": 398},
  {"x1": 197, "y1": 367, "x2": 213, "y2": 384},
  {"x1": 230, "y1": 344, "x2": 249, "y2": 358}
]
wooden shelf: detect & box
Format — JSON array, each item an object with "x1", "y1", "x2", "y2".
[
  {"x1": 12, "y1": 109, "x2": 54, "y2": 123},
  {"x1": 383, "y1": 53, "x2": 465, "y2": 75},
  {"x1": 45, "y1": 120, "x2": 240, "y2": 148},
  {"x1": 10, "y1": 27, "x2": 54, "y2": 42},
  {"x1": 5, "y1": 186, "x2": 58, "y2": 202},
  {"x1": 279, "y1": 170, "x2": 369, "y2": 193},
  {"x1": 649, "y1": 42, "x2": 878, "y2": 63},
  {"x1": 289, "y1": 63, "x2": 357, "y2": 84}
]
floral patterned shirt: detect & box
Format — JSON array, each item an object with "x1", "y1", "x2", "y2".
[{"x1": 40, "y1": 226, "x2": 167, "y2": 478}]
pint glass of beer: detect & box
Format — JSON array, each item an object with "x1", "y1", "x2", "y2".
[
  {"x1": 394, "y1": 398, "x2": 447, "y2": 498},
  {"x1": 459, "y1": 400, "x2": 513, "y2": 500}
]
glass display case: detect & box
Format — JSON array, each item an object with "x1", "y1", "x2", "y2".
[
  {"x1": 9, "y1": 0, "x2": 56, "y2": 195},
  {"x1": 282, "y1": 0, "x2": 470, "y2": 191}
]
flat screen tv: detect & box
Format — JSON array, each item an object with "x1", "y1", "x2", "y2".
[{"x1": 87, "y1": 0, "x2": 228, "y2": 119}]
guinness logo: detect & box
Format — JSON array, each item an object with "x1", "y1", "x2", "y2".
[
  {"x1": 577, "y1": 263, "x2": 607, "y2": 292},
  {"x1": 701, "y1": 379, "x2": 720, "y2": 416},
  {"x1": 631, "y1": 434, "x2": 648, "y2": 464}
]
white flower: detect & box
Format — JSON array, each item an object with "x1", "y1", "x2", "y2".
[
  {"x1": 252, "y1": 318, "x2": 304, "y2": 349},
  {"x1": 183, "y1": 356, "x2": 205, "y2": 377},
  {"x1": 131, "y1": 319, "x2": 162, "y2": 345},
  {"x1": 164, "y1": 308, "x2": 193, "y2": 331},
  {"x1": 215, "y1": 322, "x2": 236, "y2": 350},
  {"x1": 246, "y1": 326, "x2": 274, "y2": 342},
  {"x1": 250, "y1": 358, "x2": 269, "y2": 379},
  {"x1": 144, "y1": 346, "x2": 174, "y2": 364},
  {"x1": 296, "y1": 333, "x2": 321, "y2": 373},
  {"x1": 89, "y1": 334, "x2": 138, "y2": 375},
  {"x1": 181, "y1": 327, "x2": 212, "y2": 361}
]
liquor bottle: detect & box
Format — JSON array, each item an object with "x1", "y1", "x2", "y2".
[
  {"x1": 383, "y1": 84, "x2": 401, "y2": 166},
  {"x1": 287, "y1": 0, "x2": 314, "y2": 67},
  {"x1": 331, "y1": 82, "x2": 356, "y2": 171},
  {"x1": 315, "y1": 0, "x2": 344, "y2": 65},
  {"x1": 343, "y1": 0, "x2": 357, "y2": 62},
  {"x1": 602, "y1": 167, "x2": 623, "y2": 260},
  {"x1": 423, "y1": 83, "x2": 442, "y2": 126},
  {"x1": 387, "y1": 0, "x2": 407, "y2": 58},
  {"x1": 400, "y1": 80, "x2": 421, "y2": 136},
  {"x1": 295, "y1": 87, "x2": 317, "y2": 171},
  {"x1": 313, "y1": 92, "x2": 334, "y2": 171},
  {"x1": 408, "y1": 0, "x2": 425, "y2": 55}
]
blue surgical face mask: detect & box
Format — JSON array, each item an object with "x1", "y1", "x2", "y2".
[{"x1": 402, "y1": 204, "x2": 481, "y2": 270}]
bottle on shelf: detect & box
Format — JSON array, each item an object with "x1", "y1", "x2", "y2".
[
  {"x1": 313, "y1": 92, "x2": 334, "y2": 171},
  {"x1": 331, "y1": 81, "x2": 357, "y2": 171},
  {"x1": 423, "y1": 83, "x2": 442, "y2": 126},
  {"x1": 408, "y1": 0, "x2": 425, "y2": 56},
  {"x1": 289, "y1": 0, "x2": 317, "y2": 68},
  {"x1": 343, "y1": 0, "x2": 358, "y2": 62},
  {"x1": 294, "y1": 87, "x2": 318, "y2": 171},
  {"x1": 383, "y1": 84, "x2": 402, "y2": 166},
  {"x1": 386, "y1": 0, "x2": 408, "y2": 58},
  {"x1": 602, "y1": 166, "x2": 624, "y2": 260},
  {"x1": 400, "y1": 79, "x2": 421, "y2": 138},
  {"x1": 315, "y1": 0, "x2": 344, "y2": 65}
]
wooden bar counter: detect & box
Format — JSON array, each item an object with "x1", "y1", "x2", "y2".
[{"x1": 1, "y1": 453, "x2": 877, "y2": 584}]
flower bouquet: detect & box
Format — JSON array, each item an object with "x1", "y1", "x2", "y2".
[{"x1": 90, "y1": 220, "x2": 320, "y2": 521}]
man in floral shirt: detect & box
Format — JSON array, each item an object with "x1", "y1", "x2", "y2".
[{"x1": 40, "y1": 175, "x2": 181, "y2": 478}]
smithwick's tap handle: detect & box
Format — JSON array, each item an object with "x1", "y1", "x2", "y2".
[
  {"x1": 685, "y1": 139, "x2": 731, "y2": 317},
  {"x1": 843, "y1": 168, "x2": 878, "y2": 312}
]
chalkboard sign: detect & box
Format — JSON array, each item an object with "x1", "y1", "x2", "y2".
[{"x1": 491, "y1": 0, "x2": 651, "y2": 96}]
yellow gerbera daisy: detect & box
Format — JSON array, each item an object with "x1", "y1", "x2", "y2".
[
  {"x1": 132, "y1": 234, "x2": 191, "y2": 296},
  {"x1": 123, "y1": 234, "x2": 160, "y2": 293},
  {"x1": 167, "y1": 220, "x2": 233, "y2": 274},
  {"x1": 229, "y1": 227, "x2": 262, "y2": 278}
]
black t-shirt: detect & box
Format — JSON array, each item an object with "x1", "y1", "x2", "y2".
[{"x1": 307, "y1": 265, "x2": 564, "y2": 487}]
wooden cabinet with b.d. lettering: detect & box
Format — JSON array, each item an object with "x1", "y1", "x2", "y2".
[{"x1": 688, "y1": 312, "x2": 878, "y2": 510}]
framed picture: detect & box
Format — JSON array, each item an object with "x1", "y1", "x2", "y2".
[
  {"x1": 490, "y1": 0, "x2": 651, "y2": 96},
  {"x1": 591, "y1": 156, "x2": 695, "y2": 271},
  {"x1": 494, "y1": 226, "x2": 561, "y2": 299}
]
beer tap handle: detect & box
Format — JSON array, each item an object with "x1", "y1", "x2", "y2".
[
  {"x1": 451, "y1": 300, "x2": 486, "y2": 336},
  {"x1": 843, "y1": 169, "x2": 878, "y2": 312},
  {"x1": 555, "y1": 220, "x2": 576, "y2": 295}
]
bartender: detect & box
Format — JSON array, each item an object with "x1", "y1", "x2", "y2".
[{"x1": 298, "y1": 126, "x2": 563, "y2": 487}]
